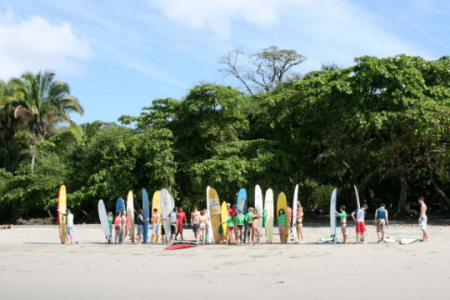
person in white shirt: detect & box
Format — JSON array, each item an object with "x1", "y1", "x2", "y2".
[{"x1": 59, "y1": 209, "x2": 74, "y2": 245}]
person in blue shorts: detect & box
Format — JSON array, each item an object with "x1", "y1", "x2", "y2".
[{"x1": 190, "y1": 205, "x2": 200, "y2": 239}]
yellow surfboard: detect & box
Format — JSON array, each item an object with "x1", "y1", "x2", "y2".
[
  {"x1": 127, "y1": 191, "x2": 135, "y2": 243},
  {"x1": 151, "y1": 191, "x2": 161, "y2": 240},
  {"x1": 208, "y1": 188, "x2": 221, "y2": 244},
  {"x1": 277, "y1": 192, "x2": 288, "y2": 243},
  {"x1": 58, "y1": 185, "x2": 67, "y2": 244},
  {"x1": 221, "y1": 201, "x2": 228, "y2": 241}
]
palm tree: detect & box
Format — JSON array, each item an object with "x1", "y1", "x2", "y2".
[
  {"x1": 12, "y1": 71, "x2": 84, "y2": 171},
  {"x1": 0, "y1": 79, "x2": 24, "y2": 169}
]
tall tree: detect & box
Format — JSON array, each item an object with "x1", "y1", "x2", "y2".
[
  {"x1": 12, "y1": 71, "x2": 84, "y2": 171},
  {"x1": 219, "y1": 46, "x2": 306, "y2": 95}
]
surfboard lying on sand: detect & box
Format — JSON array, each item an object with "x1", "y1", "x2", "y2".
[
  {"x1": 384, "y1": 236, "x2": 396, "y2": 243},
  {"x1": 400, "y1": 237, "x2": 420, "y2": 245},
  {"x1": 172, "y1": 240, "x2": 198, "y2": 245},
  {"x1": 98, "y1": 199, "x2": 112, "y2": 243},
  {"x1": 58, "y1": 185, "x2": 67, "y2": 244},
  {"x1": 317, "y1": 236, "x2": 334, "y2": 244},
  {"x1": 165, "y1": 244, "x2": 197, "y2": 251}
]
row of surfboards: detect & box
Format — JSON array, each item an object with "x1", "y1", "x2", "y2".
[{"x1": 57, "y1": 184, "x2": 420, "y2": 245}]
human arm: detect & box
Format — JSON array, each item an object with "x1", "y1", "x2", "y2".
[
  {"x1": 374, "y1": 209, "x2": 378, "y2": 226},
  {"x1": 386, "y1": 211, "x2": 389, "y2": 227},
  {"x1": 351, "y1": 211, "x2": 356, "y2": 222}
]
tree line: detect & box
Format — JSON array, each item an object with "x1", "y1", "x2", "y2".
[{"x1": 1, "y1": 50, "x2": 450, "y2": 223}]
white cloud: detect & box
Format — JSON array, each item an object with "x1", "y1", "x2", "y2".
[
  {"x1": 149, "y1": 0, "x2": 280, "y2": 38},
  {"x1": 0, "y1": 9, "x2": 94, "y2": 80}
]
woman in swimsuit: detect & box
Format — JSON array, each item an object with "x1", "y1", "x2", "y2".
[
  {"x1": 296, "y1": 204, "x2": 304, "y2": 243},
  {"x1": 335, "y1": 205, "x2": 347, "y2": 244},
  {"x1": 235, "y1": 209, "x2": 245, "y2": 245},
  {"x1": 121, "y1": 210, "x2": 128, "y2": 244},
  {"x1": 278, "y1": 209, "x2": 287, "y2": 243},
  {"x1": 198, "y1": 210, "x2": 208, "y2": 246},
  {"x1": 221, "y1": 213, "x2": 235, "y2": 246},
  {"x1": 114, "y1": 212, "x2": 122, "y2": 244},
  {"x1": 251, "y1": 208, "x2": 262, "y2": 246}
]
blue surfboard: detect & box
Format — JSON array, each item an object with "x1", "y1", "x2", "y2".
[
  {"x1": 236, "y1": 189, "x2": 248, "y2": 243},
  {"x1": 116, "y1": 198, "x2": 126, "y2": 243},
  {"x1": 142, "y1": 189, "x2": 150, "y2": 244}
]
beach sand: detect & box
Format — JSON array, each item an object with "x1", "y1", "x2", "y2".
[{"x1": 1, "y1": 222, "x2": 450, "y2": 300}]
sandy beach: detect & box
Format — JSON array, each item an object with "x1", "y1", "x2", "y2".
[{"x1": 1, "y1": 220, "x2": 450, "y2": 300}]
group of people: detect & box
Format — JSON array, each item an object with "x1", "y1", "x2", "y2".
[{"x1": 59, "y1": 197, "x2": 430, "y2": 245}]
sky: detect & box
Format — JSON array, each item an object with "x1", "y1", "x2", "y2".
[{"x1": 0, "y1": 0, "x2": 449, "y2": 124}]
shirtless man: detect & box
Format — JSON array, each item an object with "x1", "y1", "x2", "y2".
[
  {"x1": 198, "y1": 210, "x2": 210, "y2": 246},
  {"x1": 191, "y1": 205, "x2": 200, "y2": 239},
  {"x1": 419, "y1": 197, "x2": 429, "y2": 242},
  {"x1": 150, "y1": 208, "x2": 161, "y2": 244}
]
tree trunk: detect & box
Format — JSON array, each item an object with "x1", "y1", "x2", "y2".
[
  {"x1": 426, "y1": 156, "x2": 450, "y2": 210},
  {"x1": 397, "y1": 172, "x2": 408, "y2": 214},
  {"x1": 31, "y1": 137, "x2": 37, "y2": 172}
]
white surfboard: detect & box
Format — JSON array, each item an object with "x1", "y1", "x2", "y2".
[
  {"x1": 354, "y1": 185, "x2": 361, "y2": 209},
  {"x1": 330, "y1": 189, "x2": 337, "y2": 244},
  {"x1": 255, "y1": 185, "x2": 263, "y2": 242},
  {"x1": 292, "y1": 184, "x2": 299, "y2": 243},
  {"x1": 264, "y1": 189, "x2": 274, "y2": 243},
  {"x1": 160, "y1": 189, "x2": 173, "y2": 242},
  {"x1": 384, "y1": 236, "x2": 396, "y2": 243},
  {"x1": 400, "y1": 237, "x2": 420, "y2": 245},
  {"x1": 98, "y1": 200, "x2": 112, "y2": 243},
  {"x1": 206, "y1": 186, "x2": 214, "y2": 244}
]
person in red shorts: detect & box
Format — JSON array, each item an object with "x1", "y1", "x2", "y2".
[
  {"x1": 175, "y1": 207, "x2": 187, "y2": 240},
  {"x1": 351, "y1": 203, "x2": 368, "y2": 244}
]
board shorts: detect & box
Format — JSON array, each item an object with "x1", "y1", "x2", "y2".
[
  {"x1": 192, "y1": 223, "x2": 198, "y2": 233},
  {"x1": 137, "y1": 225, "x2": 144, "y2": 237},
  {"x1": 377, "y1": 220, "x2": 386, "y2": 232},
  {"x1": 237, "y1": 225, "x2": 244, "y2": 229},
  {"x1": 161, "y1": 225, "x2": 165, "y2": 235},
  {"x1": 218, "y1": 224, "x2": 223, "y2": 235},
  {"x1": 153, "y1": 223, "x2": 160, "y2": 235},
  {"x1": 66, "y1": 226, "x2": 74, "y2": 236},
  {"x1": 356, "y1": 221, "x2": 366, "y2": 233},
  {"x1": 170, "y1": 224, "x2": 176, "y2": 235},
  {"x1": 419, "y1": 216, "x2": 427, "y2": 230},
  {"x1": 177, "y1": 223, "x2": 183, "y2": 233}
]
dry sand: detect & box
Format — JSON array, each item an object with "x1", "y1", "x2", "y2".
[{"x1": 1, "y1": 222, "x2": 450, "y2": 300}]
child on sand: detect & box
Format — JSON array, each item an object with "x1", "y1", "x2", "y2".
[
  {"x1": 335, "y1": 206, "x2": 347, "y2": 244},
  {"x1": 278, "y1": 209, "x2": 287, "y2": 243},
  {"x1": 375, "y1": 204, "x2": 389, "y2": 243},
  {"x1": 151, "y1": 208, "x2": 160, "y2": 244},
  {"x1": 351, "y1": 204, "x2": 368, "y2": 244},
  {"x1": 419, "y1": 197, "x2": 429, "y2": 242},
  {"x1": 114, "y1": 212, "x2": 122, "y2": 244},
  {"x1": 108, "y1": 212, "x2": 113, "y2": 233},
  {"x1": 59, "y1": 209, "x2": 74, "y2": 245},
  {"x1": 235, "y1": 209, "x2": 245, "y2": 245}
]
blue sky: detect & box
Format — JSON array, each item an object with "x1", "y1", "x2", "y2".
[{"x1": 0, "y1": 0, "x2": 449, "y2": 124}]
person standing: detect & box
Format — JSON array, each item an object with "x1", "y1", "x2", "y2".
[
  {"x1": 197, "y1": 210, "x2": 209, "y2": 246},
  {"x1": 418, "y1": 197, "x2": 429, "y2": 242},
  {"x1": 244, "y1": 207, "x2": 254, "y2": 244},
  {"x1": 191, "y1": 206, "x2": 200, "y2": 239},
  {"x1": 162, "y1": 208, "x2": 178, "y2": 245},
  {"x1": 277, "y1": 208, "x2": 287, "y2": 243},
  {"x1": 151, "y1": 208, "x2": 160, "y2": 244},
  {"x1": 108, "y1": 212, "x2": 114, "y2": 234},
  {"x1": 121, "y1": 210, "x2": 128, "y2": 244},
  {"x1": 251, "y1": 208, "x2": 263, "y2": 246},
  {"x1": 114, "y1": 212, "x2": 122, "y2": 244},
  {"x1": 135, "y1": 209, "x2": 149, "y2": 245},
  {"x1": 287, "y1": 205, "x2": 293, "y2": 239},
  {"x1": 59, "y1": 209, "x2": 75, "y2": 245},
  {"x1": 221, "y1": 213, "x2": 235, "y2": 245},
  {"x1": 374, "y1": 204, "x2": 389, "y2": 243},
  {"x1": 175, "y1": 207, "x2": 188, "y2": 240},
  {"x1": 351, "y1": 204, "x2": 368, "y2": 244},
  {"x1": 235, "y1": 209, "x2": 245, "y2": 245},
  {"x1": 335, "y1": 206, "x2": 347, "y2": 244},
  {"x1": 227, "y1": 203, "x2": 233, "y2": 217},
  {"x1": 295, "y1": 204, "x2": 304, "y2": 243}
]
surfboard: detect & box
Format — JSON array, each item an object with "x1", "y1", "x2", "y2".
[
  {"x1": 354, "y1": 185, "x2": 361, "y2": 209},
  {"x1": 237, "y1": 188, "x2": 247, "y2": 243},
  {"x1": 255, "y1": 185, "x2": 263, "y2": 243},
  {"x1": 206, "y1": 186, "x2": 213, "y2": 243},
  {"x1": 277, "y1": 192, "x2": 288, "y2": 243},
  {"x1": 160, "y1": 189, "x2": 173, "y2": 242},
  {"x1": 400, "y1": 237, "x2": 420, "y2": 245},
  {"x1": 208, "y1": 188, "x2": 221, "y2": 244},
  {"x1": 221, "y1": 201, "x2": 228, "y2": 242},
  {"x1": 142, "y1": 189, "x2": 150, "y2": 244},
  {"x1": 127, "y1": 191, "x2": 135, "y2": 243},
  {"x1": 116, "y1": 198, "x2": 126, "y2": 243},
  {"x1": 330, "y1": 189, "x2": 337, "y2": 244},
  {"x1": 317, "y1": 236, "x2": 334, "y2": 244},
  {"x1": 57, "y1": 185, "x2": 67, "y2": 244},
  {"x1": 151, "y1": 191, "x2": 161, "y2": 241},
  {"x1": 98, "y1": 199, "x2": 112, "y2": 243},
  {"x1": 172, "y1": 239, "x2": 198, "y2": 245},
  {"x1": 385, "y1": 236, "x2": 396, "y2": 243},
  {"x1": 164, "y1": 244, "x2": 197, "y2": 251},
  {"x1": 292, "y1": 184, "x2": 299, "y2": 243},
  {"x1": 264, "y1": 189, "x2": 274, "y2": 243}
]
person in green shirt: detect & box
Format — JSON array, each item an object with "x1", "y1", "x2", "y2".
[
  {"x1": 108, "y1": 212, "x2": 114, "y2": 232},
  {"x1": 244, "y1": 208, "x2": 254, "y2": 244},
  {"x1": 235, "y1": 209, "x2": 245, "y2": 245},
  {"x1": 335, "y1": 205, "x2": 347, "y2": 244},
  {"x1": 278, "y1": 208, "x2": 287, "y2": 243},
  {"x1": 220, "y1": 215, "x2": 235, "y2": 245}
]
